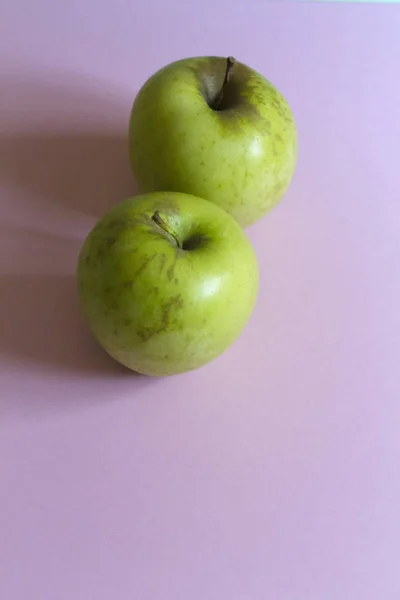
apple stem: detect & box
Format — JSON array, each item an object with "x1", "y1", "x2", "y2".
[
  {"x1": 152, "y1": 211, "x2": 182, "y2": 249},
  {"x1": 212, "y1": 56, "x2": 236, "y2": 111}
]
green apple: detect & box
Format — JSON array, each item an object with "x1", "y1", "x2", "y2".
[
  {"x1": 77, "y1": 191, "x2": 258, "y2": 376},
  {"x1": 128, "y1": 56, "x2": 297, "y2": 228}
]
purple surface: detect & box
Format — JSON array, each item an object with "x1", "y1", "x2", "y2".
[{"x1": 1, "y1": 1, "x2": 400, "y2": 598}]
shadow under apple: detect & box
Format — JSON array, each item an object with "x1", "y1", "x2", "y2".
[
  {"x1": 0, "y1": 71, "x2": 137, "y2": 217},
  {"x1": 0, "y1": 271, "x2": 131, "y2": 376},
  {"x1": 0, "y1": 72, "x2": 145, "y2": 378},
  {"x1": 0, "y1": 132, "x2": 137, "y2": 218}
]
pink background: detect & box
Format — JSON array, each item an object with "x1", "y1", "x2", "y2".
[{"x1": 1, "y1": 1, "x2": 400, "y2": 598}]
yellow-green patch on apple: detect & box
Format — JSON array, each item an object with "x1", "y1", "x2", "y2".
[
  {"x1": 77, "y1": 191, "x2": 259, "y2": 376},
  {"x1": 129, "y1": 56, "x2": 297, "y2": 228}
]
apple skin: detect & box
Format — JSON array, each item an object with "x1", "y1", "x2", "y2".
[
  {"x1": 76, "y1": 191, "x2": 259, "y2": 376},
  {"x1": 128, "y1": 56, "x2": 297, "y2": 228}
]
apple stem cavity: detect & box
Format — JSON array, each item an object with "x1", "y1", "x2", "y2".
[
  {"x1": 211, "y1": 56, "x2": 236, "y2": 111},
  {"x1": 152, "y1": 211, "x2": 182, "y2": 249}
]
